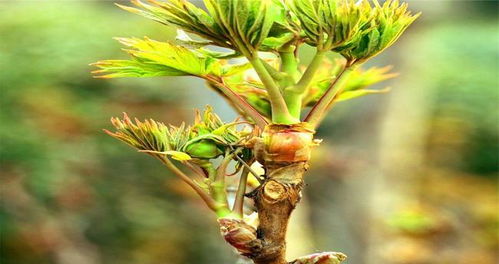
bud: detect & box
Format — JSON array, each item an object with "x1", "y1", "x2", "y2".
[
  {"x1": 260, "y1": 124, "x2": 315, "y2": 164},
  {"x1": 218, "y1": 218, "x2": 261, "y2": 256},
  {"x1": 293, "y1": 252, "x2": 347, "y2": 264},
  {"x1": 184, "y1": 139, "x2": 223, "y2": 159}
]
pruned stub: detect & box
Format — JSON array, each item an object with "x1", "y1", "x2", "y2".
[{"x1": 259, "y1": 123, "x2": 315, "y2": 167}]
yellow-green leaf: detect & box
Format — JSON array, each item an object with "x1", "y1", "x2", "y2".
[
  {"x1": 92, "y1": 37, "x2": 223, "y2": 78},
  {"x1": 140, "y1": 150, "x2": 192, "y2": 161}
]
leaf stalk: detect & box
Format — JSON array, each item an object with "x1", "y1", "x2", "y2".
[
  {"x1": 249, "y1": 57, "x2": 297, "y2": 124},
  {"x1": 156, "y1": 155, "x2": 218, "y2": 212},
  {"x1": 304, "y1": 64, "x2": 358, "y2": 127}
]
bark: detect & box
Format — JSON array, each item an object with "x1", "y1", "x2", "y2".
[
  {"x1": 250, "y1": 162, "x2": 307, "y2": 264},
  {"x1": 249, "y1": 124, "x2": 314, "y2": 264},
  {"x1": 218, "y1": 123, "x2": 348, "y2": 264},
  {"x1": 218, "y1": 124, "x2": 323, "y2": 264}
]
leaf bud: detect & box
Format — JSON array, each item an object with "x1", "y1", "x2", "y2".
[
  {"x1": 184, "y1": 139, "x2": 223, "y2": 159},
  {"x1": 293, "y1": 252, "x2": 347, "y2": 264},
  {"x1": 218, "y1": 218, "x2": 261, "y2": 256}
]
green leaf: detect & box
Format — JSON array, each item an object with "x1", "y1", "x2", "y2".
[
  {"x1": 335, "y1": 88, "x2": 391, "y2": 102},
  {"x1": 139, "y1": 150, "x2": 192, "y2": 161},
  {"x1": 333, "y1": 0, "x2": 420, "y2": 62},
  {"x1": 118, "y1": 0, "x2": 232, "y2": 48},
  {"x1": 289, "y1": 0, "x2": 364, "y2": 50},
  {"x1": 204, "y1": 0, "x2": 285, "y2": 54},
  {"x1": 106, "y1": 107, "x2": 250, "y2": 161},
  {"x1": 92, "y1": 37, "x2": 223, "y2": 78},
  {"x1": 221, "y1": 62, "x2": 253, "y2": 76},
  {"x1": 303, "y1": 63, "x2": 398, "y2": 106},
  {"x1": 91, "y1": 59, "x2": 185, "y2": 78}
]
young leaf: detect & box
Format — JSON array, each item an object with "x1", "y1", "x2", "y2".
[
  {"x1": 106, "y1": 107, "x2": 250, "y2": 161},
  {"x1": 335, "y1": 87, "x2": 391, "y2": 102},
  {"x1": 204, "y1": 0, "x2": 283, "y2": 54},
  {"x1": 175, "y1": 29, "x2": 213, "y2": 48},
  {"x1": 91, "y1": 59, "x2": 186, "y2": 78},
  {"x1": 105, "y1": 114, "x2": 170, "y2": 154},
  {"x1": 139, "y1": 150, "x2": 192, "y2": 161},
  {"x1": 304, "y1": 65, "x2": 397, "y2": 105},
  {"x1": 333, "y1": 0, "x2": 421, "y2": 63},
  {"x1": 92, "y1": 37, "x2": 223, "y2": 78},
  {"x1": 220, "y1": 71, "x2": 273, "y2": 118},
  {"x1": 260, "y1": 0, "x2": 301, "y2": 51},
  {"x1": 118, "y1": 0, "x2": 233, "y2": 48},
  {"x1": 289, "y1": 0, "x2": 365, "y2": 51}
]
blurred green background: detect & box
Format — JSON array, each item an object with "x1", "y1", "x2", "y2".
[{"x1": 1, "y1": 1, "x2": 497, "y2": 264}]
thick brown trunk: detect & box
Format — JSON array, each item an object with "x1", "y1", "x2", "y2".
[
  {"x1": 218, "y1": 124, "x2": 315, "y2": 264},
  {"x1": 249, "y1": 124, "x2": 314, "y2": 264},
  {"x1": 218, "y1": 124, "x2": 348, "y2": 263},
  {"x1": 251, "y1": 163, "x2": 307, "y2": 264}
]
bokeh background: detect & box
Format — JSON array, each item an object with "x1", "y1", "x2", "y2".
[{"x1": 1, "y1": 1, "x2": 497, "y2": 264}]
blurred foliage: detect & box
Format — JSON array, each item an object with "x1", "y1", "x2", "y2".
[
  {"x1": 0, "y1": 1, "x2": 497, "y2": 264},
  {"x1": 0, "y1": 2, "x2": 236, "y2": 264},
  {"x1": 421, "y1": 23, "x2": 498, "y2": 176}
]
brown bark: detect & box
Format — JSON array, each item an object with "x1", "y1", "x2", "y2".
[
  {"x1": 251, "y1": 163, "x2": 307, "y2": 264},
  {"x1": 249, "y1": 124, "x2": 314, "y2": 264},
  {"x1": 218, "y1": 124, "x2": 315, "y2": 264}
]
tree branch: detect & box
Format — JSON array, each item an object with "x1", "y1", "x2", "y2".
[
  {"x1": 261, "y1": 59, "x2": 285, "y2": 81},
  {"x1": 232, "y1": 167, "x2": 249, "y2": 218},
  {"x1": 279, "y1": 47, "x2": 300, "y2": 82},
  {"x1": 292, "y1": 50, "x2": 327, "y2": 94},
  {"x1": 282, "y1": 50, "x2": 327, "y2": 120},
  {"x1": 206, "y1": 76, "x2": 268, "y2": 129},
  {"x1": 304, "y1": 64, "x2": 357, "y2": 127},
  {"x1": 249, "y1": 57, "x2": 297, "y2": 124},
  {"x1": 156, "y1": 155, "x2": 218, "y2": 212}
]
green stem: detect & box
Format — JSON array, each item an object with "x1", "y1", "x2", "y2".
[
  {"x1": 282, "y1": 51, "x2": 327, "y2": 119},
  {"x1": 279, "y1": 47, "x2": 300, "y2": 82},
  {"x1": 283, "y1": 92, "x2": 302, "y2": 119},
  {"x1": 232, "y1": 167, "x2": 249, "y2": 218},
  {"x1": 233, "y1": 155, "x2": 263, "y2": 184},
  {"x1": 304, "y1": 65, "x2": 356, "y2": 127},
  {"x1": 156, "y1": 156, "x2": 218, "y2": 212},
  {"x1": 184, "y1": 161, "x2": 207, "y2": 178},
  {"x1": 249, "y1": 57, "x2": 297, "y2": 124},
  {"x1": 201, "y1": 161, "x2": 231, "y2": 218},
  {"x1": 261, "y1": 59, "x2": 285, "y2": 81},
  {"x1": 293, "y1": 50, "x2": 327, "y2": 93}
]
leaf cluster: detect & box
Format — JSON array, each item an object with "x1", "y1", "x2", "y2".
[
  {"x1": 289, "y1": 0, "x2": 366, "y2": 51},
  {"x1": 333, "y1": 0, "x2": 421, "y2": 63},
  {"x1": 94, "y1": 0, "x2": 420, "y2": 127},
  {"x1": 119, "y1": 0, "x2": 290, "y2": 56},
  {"x1": 118, "y1": 0, "x2": 233, "y2": 49},
  {"x1": 106, "y1": 107, "x2": 250, "y2": 161},
  {"x1": 291, "y1": 0, "x2": 420, "y2": 62}
]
